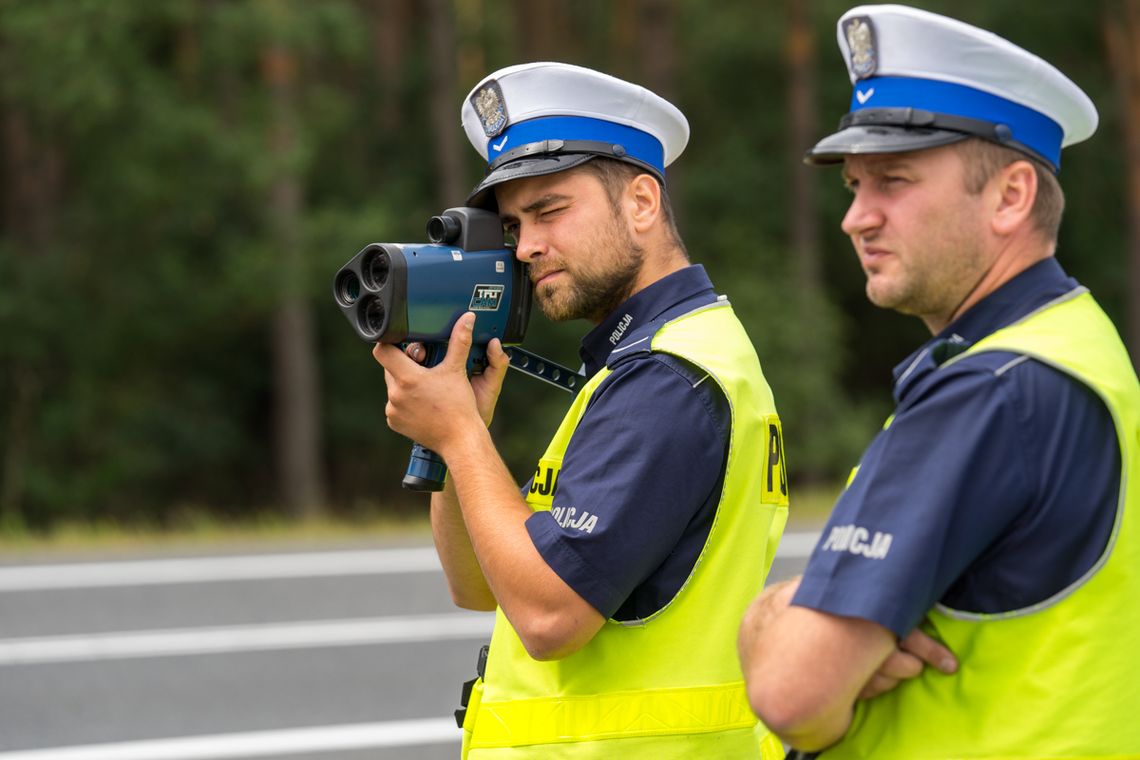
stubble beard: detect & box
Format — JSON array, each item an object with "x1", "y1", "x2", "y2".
[
  {"x1": 864, "y1": 218, "x2": 989, "y2": 322},
  {"x1": 535, "y1": 214, "x2": 645, "y2": 323}
]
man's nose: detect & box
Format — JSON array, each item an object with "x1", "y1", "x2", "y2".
[
  {"x1": 840, "y1": 191, "x2": 884, "y2": 238},
  {"x1": 513, "y1": 225, "x2": 546, "y2": 263}
]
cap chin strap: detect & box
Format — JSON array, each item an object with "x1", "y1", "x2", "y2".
[
  {"x1": 840, "y1": 107, "x2": 1054, "y2": 170},
  {"x1": 486, "y1": 138, "x2": 664, "y2": 180}
]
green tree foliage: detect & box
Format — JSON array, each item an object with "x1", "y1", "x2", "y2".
[{"x1": 0, "y1": 0, "x2": 1128, "y2": 530}]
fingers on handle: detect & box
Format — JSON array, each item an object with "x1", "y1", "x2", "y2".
[
  {"x1": 485, "y1": 338, "x2": 509, "y2": 370},
  {"x1": 373, "y1": 342, "x2": 405, "y2": 371},
  {"x1": 404, "y1": 343, "x2": 427, "y2": 363},
  {"x1": 444, "y1": 312, "x2": 476, "y2": 370}
]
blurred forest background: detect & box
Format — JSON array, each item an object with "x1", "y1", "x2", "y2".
[{"x1": 1, "y1": 0, "x2": 1137, "y2": 533}]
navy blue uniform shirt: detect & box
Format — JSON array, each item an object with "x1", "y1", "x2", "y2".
[
  {"x1": 793, "y1": 258, "x2": 1120, "y2": 637},
  {"x1": 525, "y1": 265, "x2": 733, "y2": 622}
]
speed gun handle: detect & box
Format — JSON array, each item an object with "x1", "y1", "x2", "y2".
[{"x1": 402, "y1": 343, "x2": 448, "y2": 492}]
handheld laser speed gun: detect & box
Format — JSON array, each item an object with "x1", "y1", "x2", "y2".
[{"x1": 333, "y1": 207, "x2": 582, "y2": 491}]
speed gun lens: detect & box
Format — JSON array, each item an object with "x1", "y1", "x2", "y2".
[
  {"x1": 362, "y1": 248, "x2": 390, "y2": 290},
  {"x1": 335, "y1": 271, "x2": 361, "y2": 306}
]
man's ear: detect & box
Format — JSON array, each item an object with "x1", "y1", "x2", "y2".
[
  {"x1": 990, "y1": 160, "x2": 1037, "y2": 236},
  {"x1": 626, "y1": 174, "x2": 662, "y2": 234}
]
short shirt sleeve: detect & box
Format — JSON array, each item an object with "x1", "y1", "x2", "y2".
[
  {"x1": 792, "y1": 353, "x2": 1119, "y2": 638},
  {"x1": 525, "y1": 353, "x2": 729, "y2": 620}
]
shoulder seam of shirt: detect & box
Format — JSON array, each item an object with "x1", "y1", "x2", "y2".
[
  {"x1": 995, "y1": 354, "x2": 1032, "y2": 376},
  {"x1": 650, "y1": 354, "x2": 728, "y2": 439},
  {"x1": 590, "y1": 353, "x2": 729, "y2": 440},
  {"x1": 609, "y1": 335, "x2": 651, "y2": 356}
]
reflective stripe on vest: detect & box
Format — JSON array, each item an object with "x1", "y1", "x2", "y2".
[{"x1": 472, "y1": 682, "x2": 755, "y2": 747}]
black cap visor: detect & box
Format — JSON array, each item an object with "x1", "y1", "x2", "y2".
[
  {"x1": 467, "y1": 136, "x2": 668, "y2": 210},
  {"x1": 466, "y1": 153, "x2": 596, "y2": 210},
  {"x1": 805, "y1": 124, "x2": 969, "y2": 166}
]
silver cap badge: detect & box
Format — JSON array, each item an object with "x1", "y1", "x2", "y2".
[
  {"x1": 844, "y1": 17, "x2": 877, "y2": 80},
  {"x1": 471, "y1": 80, "x2": 508, "y2": 138}
]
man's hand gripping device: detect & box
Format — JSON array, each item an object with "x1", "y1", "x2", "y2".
[{"x1": 333, "y1": 207, "x2": 583, "y2": 492}]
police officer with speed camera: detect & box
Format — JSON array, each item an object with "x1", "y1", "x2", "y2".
[
  {"x1": 374, "y1": 63, "x2": 789, "y2": 758},
  {"x1": 739, "y1": 5, "x2": 1140, "y2": 757}
]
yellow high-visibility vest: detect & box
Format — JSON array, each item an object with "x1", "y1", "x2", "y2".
[
  {"x1": 462, "y1": 301, "x2": 788, "y2": 759},
  {"x1": 823, "y1": 288, "x2": 1140, "y2": 758}
]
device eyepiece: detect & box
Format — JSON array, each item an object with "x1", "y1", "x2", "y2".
[{"x1": 426, "y1": 215, "x2": 462, "y2": 244}]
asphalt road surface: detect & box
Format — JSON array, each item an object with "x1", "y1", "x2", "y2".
[{"x1": 0, "y1": 531, "x2": 817, "y2": 760}]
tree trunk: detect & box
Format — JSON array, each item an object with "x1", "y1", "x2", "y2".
[
  {"x1": 366, "y1": 0, "x2": 412, "y2": 135},
  {"x1": 0, "y1": 100, "x2": 62, "y2": 525},
  {"x1": 455, "y1": 0, "x2": 485, "y2": 108},
  {"x1": 635, "y1": 0, "x2": 683, "y2": 217},
  {"x1": 424, "y1": 0, "x2": 465, "y2": 208},
  {"x1": 261, "y1": 5, "x2": 326, "y2": 519},
  {"x1": 1105, "y1": 3, "x2": 1140, "y2": 370},
  {"x1": 511, "y1": 0, "x2": 574, "y2": 62},
  {"x1": 786, "y1": 0, "x2": 820, "y2": 290},
  {"x1": 2, "y1": 109, "x2": 63, "y2": 253},
  {"x1": 636, "y1": 0, "x2": 678, "y2": 105},
  {"x1": 609, "y1": 0, "x2": 638, "y2": 81},
  {"x1": 0, "y1": 365, "x2": 39, "y2": 525}
]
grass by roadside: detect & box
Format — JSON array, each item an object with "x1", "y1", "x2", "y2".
[
  {"x1": 0, "y1": 511, "x2": 434, "y2": 559},
  {"x1": 787, "y1": 482, "x2": 842, "y2": 530},
  {"x1": 0, "y1": 483, "x2": 841, "y2": 559}
]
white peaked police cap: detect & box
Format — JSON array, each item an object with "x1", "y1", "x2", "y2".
[
  {"x1": 460, "y1": 62, "x2": 690, "y2": 208},
  {"x1": 806, "y1": 4, "x2": 1098, "y2": 172}
]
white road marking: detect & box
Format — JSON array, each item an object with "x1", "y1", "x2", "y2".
[
  {"x1": 0, "y1": 613, "x2": 494, "y2": 666},
  {"x1": 0, "y1": 535, "x2": 822, "y2": 758},
  {"x1": 0, "y1": 533, "x2": 819, "y2": 593},
  {"x1": 0, "y1": 718, "x2": 459, "y2": 759},
  {"x1": 776, "y1": 531, "x2": 819, "y2": 558},
  {"x1": 0, "y1": 548, "x2": 442, "y2": 591}
]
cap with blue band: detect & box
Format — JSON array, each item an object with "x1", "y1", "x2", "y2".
[
  {"x1": 460, "y1": 62, "x2": 689, "y2": 209},
  {"x1": 847, "y1": 76, "x2": 1064, "y2": 168},
  {"x1": 806, "y1": 4, "x2": 1098, "y2": 172},
  {"x1": 484, "y1": 116, "x2": 666, "y2": 176}
]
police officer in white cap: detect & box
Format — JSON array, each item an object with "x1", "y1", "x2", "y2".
[
  {"x1": 374, "y1": 62, "x2": 788, "y2": 758},
  {"x1": 739, "y1": 5, "x2": 1140, "y2": 757}
]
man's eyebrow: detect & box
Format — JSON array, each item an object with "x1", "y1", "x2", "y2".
[
  {"x1": 500, "y1": 192, "x2": 572, "y2": 225},
  {"x1": 843, "y1": 158, "x2": 913, "y2": 183},
  {"x1": 520, "y1": 193, "x2": 572, "y2": 215}
]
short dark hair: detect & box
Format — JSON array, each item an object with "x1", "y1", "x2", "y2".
[
  {"x1": 574, "y1": 158, "x2": 687, "y2": 256},
  {"x1": 953, "y1": 138, "x2": 1065, "y2": 241}
]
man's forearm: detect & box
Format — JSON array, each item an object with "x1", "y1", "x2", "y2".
[
  {"x1": 439, "y1": 424, "x2": 604, "y2": 660},
  {"x1": 739, "y1": 580, "x2": 897, "y2": 751},
  {"x1": 738, "y1": 577, "x2": 800, "y2": 673},
  {"x1": 443, "y1": 423, "x2": 562, "y2": 611},
  {"x1": 430, "y1": 480, "x2": 495, "y2": 610}
]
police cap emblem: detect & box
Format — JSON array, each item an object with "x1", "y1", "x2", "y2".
[
  {"x1": 470, "y1": 80, "x2": 508, "y2": 138},
  {"x1": 844, "y1": 17, "x2": 877, "y2": 80}
]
